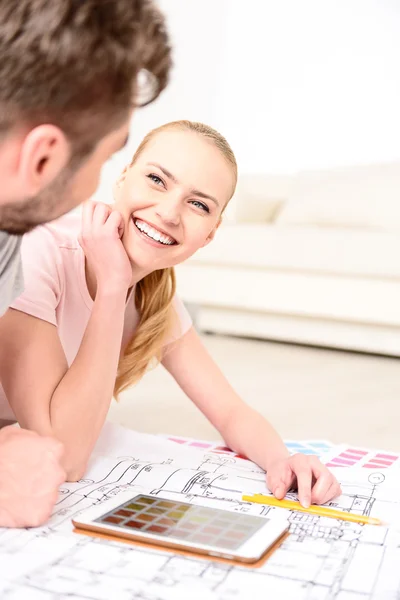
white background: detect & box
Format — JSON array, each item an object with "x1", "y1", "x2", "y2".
[{"x1": 94, "y1": 0, "x2": 400, "y2": 202}]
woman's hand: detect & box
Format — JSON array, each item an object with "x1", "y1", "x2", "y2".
[
  {"x1": 266, "y1": 454, "x2": 341, "y2": 507},
  {"x1": 79, "y1": 201, "x2": 132, "y2": 296}
]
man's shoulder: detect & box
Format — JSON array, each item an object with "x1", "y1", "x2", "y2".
[
  {"x1": 0, "y1": 231, "x2": 21, "y2": 258},
  {"x1": 0, "y1": 232, "x2": 23, "y2": 316}
]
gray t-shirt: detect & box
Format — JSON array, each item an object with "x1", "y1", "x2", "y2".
[{"x1": 0, "y1": 231, "x2": 23, "y2": 317}]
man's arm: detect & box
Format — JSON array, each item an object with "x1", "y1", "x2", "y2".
[{"x1": 0, "y1": 426, "x2": 65, "y2": 528}]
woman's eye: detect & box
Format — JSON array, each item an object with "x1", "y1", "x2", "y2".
[
  {"x1": 147, "y1": 173, "x2": 165, "y2": 187},
  {"x1": 191, "y1": 200, "x2": 210, "y2": 213}
]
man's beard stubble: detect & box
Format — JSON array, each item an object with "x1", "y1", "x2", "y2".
[{"x1": 0, "y1": 164, "x2": 79, "y2": 235}]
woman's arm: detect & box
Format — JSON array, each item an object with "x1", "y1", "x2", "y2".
[
  {"x1": 0, "y1": 203, "x2": 133, "y2": 481},
  {"x1": 162, "y1": 326, "x2": 341, "y2": 506},
  {"x1": 0, "y1": 292, "x2": 126, "y2": 482}
]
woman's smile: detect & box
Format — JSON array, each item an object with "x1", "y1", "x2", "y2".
[{"x1": 132, "y1": 217, "x2": 177, "y2": 246}]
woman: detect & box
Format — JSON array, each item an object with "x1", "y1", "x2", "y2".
[{"x1": 0, "y1": 121, "x2": 341, "y2": 507}]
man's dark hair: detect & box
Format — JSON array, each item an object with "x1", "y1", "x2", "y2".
[{"x1": 0, "y1": 0, "x2": 171, "y2": 155}]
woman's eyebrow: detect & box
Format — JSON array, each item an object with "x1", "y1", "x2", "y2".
[
  {"x1": 147, "y1": 162, "x2": 220, "y2": 207},
  {"x1": 147, "y1": 162, "x2": 178, "y2": 183},
  {"x1": 190, "y1": 188, "x2": 219, "y2": 207}
]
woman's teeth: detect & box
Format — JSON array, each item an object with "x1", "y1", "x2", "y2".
[{"x1": 134, "y1": 219, "x2": 175, "y2": 245}]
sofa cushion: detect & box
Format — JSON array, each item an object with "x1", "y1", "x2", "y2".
[
  {"x1": 188, "y1": 223, "x2": 400, "y2": 278},
  {"x1": 225, "y1": 174, "x2": 289, "y2": 223},
  {"x1": 276, "y1": 162, "x2": 400, "y2": 231}
]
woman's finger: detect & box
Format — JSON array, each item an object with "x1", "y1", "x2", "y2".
[
  {"x1": 266, "y1": 463, "x2": 294, "y2": 499},
  {"x1": 306, "y1": 456, "x2": 341, "y2": 505},
  {"x1": 92, "y1": 202, "x2": 111, "y2": 227},
  {"x1": 104, "y1": 210, "x2": 125, "y2": 238},
  {"x1": 310, "y1": 470, "x2": 335, "y2": 504},
  {"x1": 81, "y1": 201, "x2": 97, "y2": 233},
  {"x1": 291, "y1": 455, "x2": 313, "y2": 508},
  {"x1": 315, "y1": 480, "x2": 342, "y2": 506}
]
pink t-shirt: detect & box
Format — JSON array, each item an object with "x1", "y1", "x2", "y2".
[{"x1": 0, "y1": 212, "x2": 192, "y2": 421}]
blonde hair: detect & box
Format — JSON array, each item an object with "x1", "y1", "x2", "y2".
[{"x1": 114, "y1": 120, "x2": 237, "y2": 398}]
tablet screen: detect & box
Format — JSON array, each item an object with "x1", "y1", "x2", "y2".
[{"x1": 95, "y1": 494, "x2": 268, "y2": 550}]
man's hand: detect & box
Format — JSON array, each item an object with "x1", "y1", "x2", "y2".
[
  {"x1": 0, "y1": 427, "x2": 66, "y2": 528},
  {"x1": 266, "y1": 454, "x2": 342, "y2": 507}
]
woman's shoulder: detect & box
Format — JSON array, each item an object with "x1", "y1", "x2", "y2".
[
  {"x1": 12, "y1": 210, "x2": 84, "y2": 319},
  {"x1": 20, "y1": 210, "x2": 81, "y2": 258},
  {"x1": 38, "y1": 210, "x2": 82, "y2": 249}
]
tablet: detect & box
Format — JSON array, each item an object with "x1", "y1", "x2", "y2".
[{"x1": 73, "y1": 491, "x2": 289, "y2": 564}]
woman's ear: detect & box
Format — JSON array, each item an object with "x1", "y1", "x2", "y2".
[
  {"x1": 113, "y1": 165, "x2": 129, "y2": 198},
  {"x1": 202, "y1": 217, "x2": 222, "y2": 247}
]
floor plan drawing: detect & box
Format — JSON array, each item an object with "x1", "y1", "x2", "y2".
[{"x1": 0, "y1": 424, "x2": 400, "y2": 599}]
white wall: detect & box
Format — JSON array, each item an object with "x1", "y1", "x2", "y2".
[
  {"x1": 214, "y1": 0, "x2": 400, "y2": 173},
  {"x1": 94, "y1": 0, "x2": 400, "y2": 202},
  {"x1": 93, "y1": 0, "x2": 230, "y2": 202}
]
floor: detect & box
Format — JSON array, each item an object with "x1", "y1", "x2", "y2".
[{"x1": 107, "y1": 333, "x2": 400, "y2": 452}]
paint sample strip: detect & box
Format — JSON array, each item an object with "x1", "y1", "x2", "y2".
[
  {"x1": 363, "y1": 453, "x2": 398, "y2": 468},
  {"x1": 325, "y1": 446, "x2": 400, "y2": 469},
  {"x1": 165, "y1": 436, "x2": 248, "y2": 459},
  {"x1": 326, "y1": 448, "x2": 369, "y2": 468},
  {"x1": 167, "y1": 436, "x2": 216, "y2": 450},
  {"x1": 284, "y1": 441, "x2": 333, "y2": 457},
  {"x1": 165, "y1": 435, "x2": 398, "y2": 470},
  {"x1": 164, "y1": 435, "x2": 333, "y2": 461}
]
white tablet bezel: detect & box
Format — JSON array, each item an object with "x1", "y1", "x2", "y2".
[{"x1": 72, "y1": 490, "x2": 289, "y2": 563}]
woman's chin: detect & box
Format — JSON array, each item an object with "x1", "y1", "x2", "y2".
[
  {"x1": 125, "y1": 237, "x2": 179, "y2": 268},
  {"x1": 126, "y1": 249, "x2": 162, "y2": 276}
]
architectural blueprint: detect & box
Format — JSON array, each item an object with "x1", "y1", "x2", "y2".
[{"x1": 0, "y1": 423, "x2": 400, "y2": 599}]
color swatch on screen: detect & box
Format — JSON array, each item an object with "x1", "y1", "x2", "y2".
[{"x1": 96, "y1": 494, "x2": 266, "y2": 551}]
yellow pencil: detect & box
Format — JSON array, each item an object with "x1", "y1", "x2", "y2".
[{"x1": 242, "y1": 494, "x2": 383, "y2": 526}]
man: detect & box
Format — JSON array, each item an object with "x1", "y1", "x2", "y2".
[{"x1": 0, "y1": 0, "x2": 171, "y2": 527}]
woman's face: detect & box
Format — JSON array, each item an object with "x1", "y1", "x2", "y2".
[{"x1": 113, "y1": 129, "x2": 235, "y2": 272}]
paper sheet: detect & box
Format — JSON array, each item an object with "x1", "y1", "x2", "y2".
[{"x1": 1, "y1": 423, "x2": 400, "y2": 599}]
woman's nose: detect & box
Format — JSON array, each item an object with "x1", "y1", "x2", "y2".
[{"x1": 155, "y1": 197, "x2": 181, "y2": 226}]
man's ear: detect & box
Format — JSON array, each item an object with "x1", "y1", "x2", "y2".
[
  {"x1": 202, "y1": 217, "x2": 222, "y2": 247},
  {"x1": 18, "y1": 125, "x2": 70, "y2": 195}
]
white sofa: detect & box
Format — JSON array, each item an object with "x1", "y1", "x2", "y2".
[{"x1": 175, "y1": 162, "x2": 400, "y2": 356}]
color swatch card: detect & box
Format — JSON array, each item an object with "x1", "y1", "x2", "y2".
[
  {"x1": 323, "y1": 445, "x2": 400, "y2": 469},
  {"x1": 162, "y1": 435, "x2": 334, "y2": 461},
  {"x1": 164, "y1": 435, "x2": 249, "y2": 460},
  {"x1": 284, "y1": 440, "x2": 333, "y2": 457}
]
